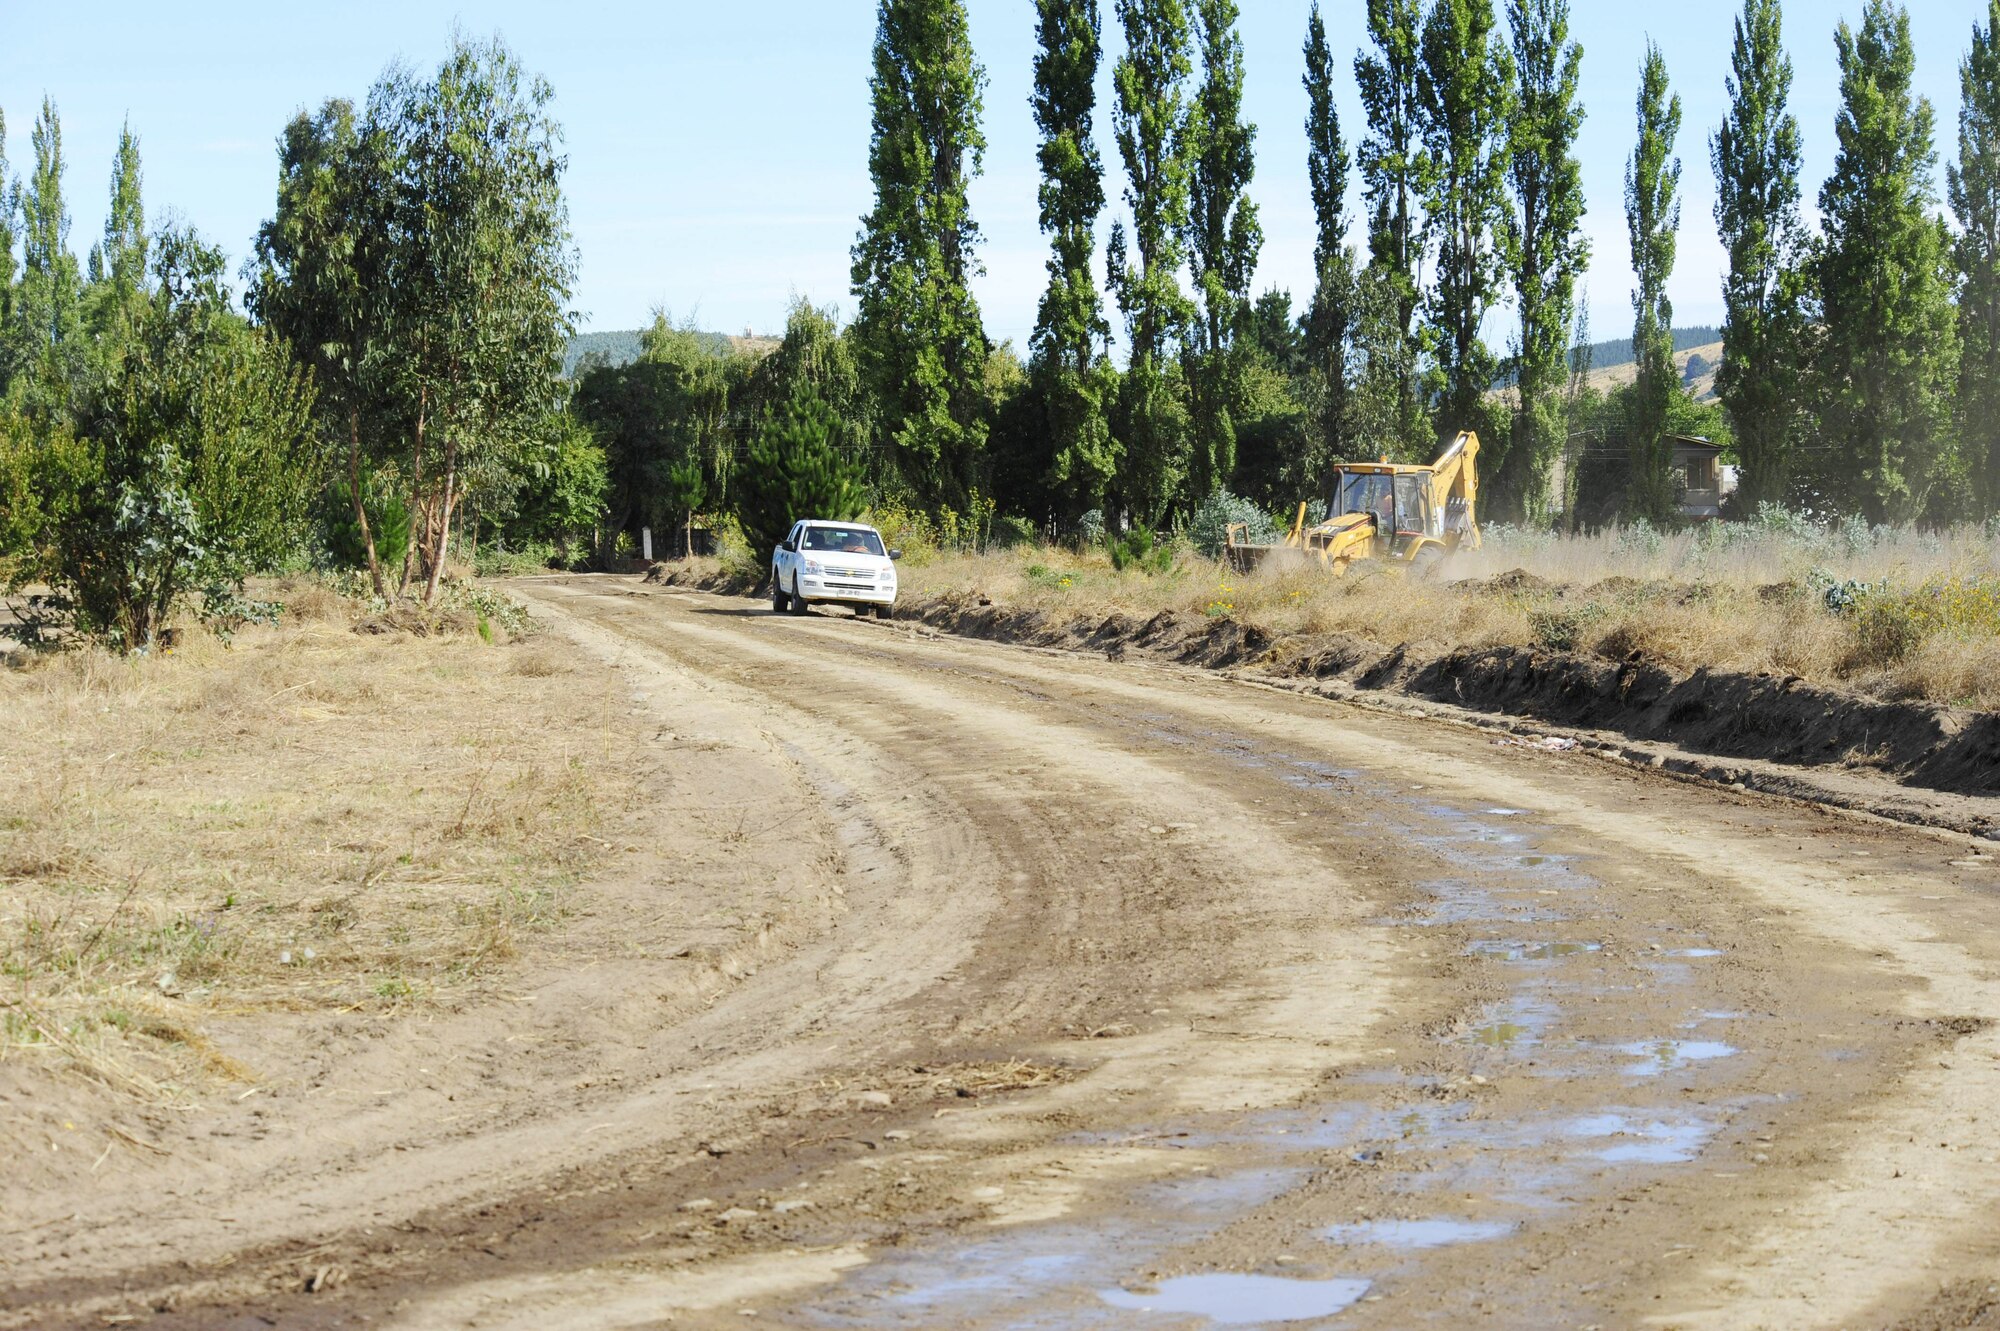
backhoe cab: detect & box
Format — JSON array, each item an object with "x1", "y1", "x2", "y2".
[{"x1": 1225, "y1": 430, "x2": 1481, "y2": 575}]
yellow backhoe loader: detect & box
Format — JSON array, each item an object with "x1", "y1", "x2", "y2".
[{"x1": 1225, "y1": 430, "x2": 1481, "y2": 575}]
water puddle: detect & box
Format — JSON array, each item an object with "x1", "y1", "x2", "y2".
[
  {"x1": 1617, "y1": 1039, "x2": 1740, "y2": 1076},
  {"x1": 1099, "y1": 1274, "x2": 1372, "y2": 1325},
  {"x1": 1569, "y1": 1113, "x2": 1715, "y2": 1163},
  {"x1": 1323, "y1": 1217, "x2": 1515, "y2": 1249},
  {"x1": 1470, "y1": 940, "x2": 1602, "y2": 962}
]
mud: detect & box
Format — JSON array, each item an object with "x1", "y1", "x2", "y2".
[{"x1": 6, "y1": 574, "x2": 2000, "y2": 1331}]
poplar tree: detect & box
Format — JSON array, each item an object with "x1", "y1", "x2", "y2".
[
  {"x1": 1182, "y1": 0, "x2": 1260, "y2": 501},
  {"x1": 1030, "y1": 0, "x2": 1118, "y2": 517},
  {"x1": 1354, "y1": 0, "x2": 1430, "y2": 452},
  {"x1": 1817, "y1": 0, "x2": 1956, "y2": 523},
  {"x1": 12, "y1": 97, "x2": 84, "y2": 398},
  {"x1": 1949, "y1": 0, "x2": 2000, "y2": 513},
  {"x1": 0, "y1": 113, "x2": 15, "y2": 369},
  {"x1": 1419, "y1": 0, "x2": 1512, "y2": 447},
  {"x1": 1499, "y1": 0, "x2": 1587, "y2": 524},
  {"x1": 1713, "y1": 0, "x2": 1808, "y2": 511},
  {"x1": 85, "y1": 119, "x2": 148, "y2": 342},
  {"x1": 851, "y1": 0, "x2": 991, "y2": 510},
  {"x1": 1626, "y1": 43, "x2": 1683, "y2": 524},
  {"x1": 1109, "y1": 0, "x2": 1195, "y2": 522},
  {"x1": 1303, "y1": 3, "x2": 1357, "y2": 467}
]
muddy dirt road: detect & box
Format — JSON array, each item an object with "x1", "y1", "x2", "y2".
[{"x1": 9, "y1": 574, "x2": 2000, "y2": 1331}]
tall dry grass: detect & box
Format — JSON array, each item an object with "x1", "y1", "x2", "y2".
[
  {"x1": 0, "y1": 580, "x2": 638, "y2": 1095},
  {"x1": 885, "y1": 520, "x2": 2000, "y2": 710}
]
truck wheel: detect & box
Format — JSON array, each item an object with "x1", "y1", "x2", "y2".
[
  {"x1": 772, "y1": 584, "x2": 790, "y2": 613},
  {"x1": 876, "y1": 605, "x2": 894, "y2": 621},
  {"x1": 788, "y1": 586, "x2": 809, "y2": 615}
]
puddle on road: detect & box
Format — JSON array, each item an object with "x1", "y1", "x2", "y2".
[
  {"x1": 1618, "y1": 1040, "x2": 1740, "y2": 1076},
  {"x1": 799, "y1": 719, "x2": 1763, "y2": 1328},
  {"x1": 1569, "y1": 1113, "x2": 1716, "y2": 1164},
  {"x1": 1323, "y1": 1218, "x2": 1515, "y2": 1249},
  {"x1": 1099, "y1": 1274, "x2": 1372, "y2": 1325}
]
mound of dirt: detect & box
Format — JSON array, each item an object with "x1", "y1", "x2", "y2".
[{"x1": 905, "y1": 593, "x2": 2000, "y2": 798}]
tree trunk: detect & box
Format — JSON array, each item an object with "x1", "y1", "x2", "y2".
[
  {"x1": 398, "y1": 386, "x2": 429, "y2": 599},
  {"x1": 349, "y1": 405, "x2": 387, "y2": 600},
  {"x1": 423, "y1": 431, "x2": 459, "y2": 607}
]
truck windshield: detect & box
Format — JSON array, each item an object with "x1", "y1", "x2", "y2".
[
  {"x1": 803, "y1": 528, "x2": 886, "y2": 557},
  {"x1": 1335, "y1": 472, "x2": 1395, "y2": 525}
]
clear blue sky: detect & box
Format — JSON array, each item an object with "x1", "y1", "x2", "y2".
[{"x1": 3, "y1": 1, "x2": 1989, "y2": 353}]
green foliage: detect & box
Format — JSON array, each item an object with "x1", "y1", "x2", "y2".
[
  {"x1": 1815, "y1": 0, "x2": 1958, "y2": 524},
  {"x1": 1186, "y1": 488, "x2": 1277, "y2": 556},
  {"x1": 508, "y1": 413, "x2": 609, "y2": 548},
  {"x1": 6, "y1": 227, "x2": 316, "y2": 649},
  {"x1": 1952, "y1": 1, "x2": 2000, "y2": 514},
  {"x1": 732, "y1": 390, "x2": 870, "y2": 573},
  {"x1": 1419, "y1": 0, "x2": 1513, "y2": 443},
  {"x1": 1713, "y1": 0, "x2": 1809, "y2": 511},
  {"x1": 84, "y1": 120, "x2": 148, "y2": 346},
  {"x1": 850, "y1": 0, "x2": 991, "y2": 510},
  {"x1": 1355, "y1": 0, "x2": 1428, "y2": 446},
  {"x1": 1107, "y1": 525, "x2": 1174, "y2": 573},
  {"x1": 1846, "y1": 576, "x2": 2000, "y2": 667},
  {"x1": 1303, "y1": 4, "x2": 1357, "y2": 470},
  {"x1": 1182, "y1": 0, "x2": 1260, "y2": 502},
  {"x1": 1499, "y1": 0, "x2": 1587, "y2": 524},
  {"x1": 1110, "y1": 0, "x2": 1196, "y2": 522},
  {"x1": 1626, "y1": 42, "x2": 1684, "y2": 525},
  {"x1": 9, "y1": 97, "x2": 86, "y2": 411},
  {"x1": 327, "y1": 474, "x2": 411, "y2": 572},
  {"x1": 1031, "y1": 0, "x2": 1118, "y2": 517}
]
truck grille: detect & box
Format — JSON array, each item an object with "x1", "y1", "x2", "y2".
[{"x1": 824, "y1": 567, "x2": 873, "y2": 580}]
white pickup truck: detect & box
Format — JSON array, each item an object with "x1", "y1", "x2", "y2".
[{"x1": 771, "y1": 520, "x2": 901, "y2": 619}]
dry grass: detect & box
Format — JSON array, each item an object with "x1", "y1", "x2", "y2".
[
  {"x1": 0, "y1": 578, "x2": 638, "y2": 1095},
  {"x1": 868, "y1": 520, "x2": 2000, "y2": 711}
]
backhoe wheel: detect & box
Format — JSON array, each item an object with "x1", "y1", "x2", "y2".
[{"x1": 1410, "y1": 546, "x2": 1447, "y2": 578}]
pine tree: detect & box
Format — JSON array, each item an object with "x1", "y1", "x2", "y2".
[
  {"x1": 1030, "y1": 0, "x2": 1118, "y2": 518},
  {"x1": 1714, "y1": 0, "x2": 1808, "y2": 512},
  {"x1": 1817, "y1": 0, "x2": 1957, "y2": 523},
  {"x1": 12, "y1": 97, "x2": 84, "y2": 399},
  {"x1": 1182, "y1": 0, "x2": 1260, "y2": 502},
  {"x1": 1626, "y1": 43, "x2": 1683, "y2": 524},
  {"x1": 1354, "y1": 0, "x2": 1430, "y2": 452},
  {"x1": 1499, "y1": 0, "x2": 1587, "y2": 523},
  {"x1": 1950, "y1": 0, "x2": 2000, "y2": 513},
  {"x1": 1109, "y1": 0, "x2": 1195, "y2": 523},
  {"x1": 85, "y1": 119, "x2": 147, "y2": 342},
  {"x1": 1303, "y1": 3, "x2": 1357, "y2": 468},
  {"x1": 851, "y1": 0, "x2": 992, "y2": 511},
  {"x1": 1419, "y1": 0, "x2": 1512, "y2": 446}
]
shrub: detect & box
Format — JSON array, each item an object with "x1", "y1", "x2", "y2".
[{"x1": 1186, "y1": 489, "x2": 1279, "y2": 558}]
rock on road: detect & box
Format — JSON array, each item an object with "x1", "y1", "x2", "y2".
[{"x1": 8, "y1": 573, "x2": 2000, "y2": 1331}]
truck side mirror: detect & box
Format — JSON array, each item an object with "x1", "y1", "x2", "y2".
[{"x1": 889, "y1": 550, "x2": 903, "y2": 561}]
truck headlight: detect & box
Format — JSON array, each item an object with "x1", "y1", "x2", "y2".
[{"x1": 804, "y1": 559, "x2": 824, "y2": 575}]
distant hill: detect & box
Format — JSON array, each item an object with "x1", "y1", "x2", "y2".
[
  {"x1": 565, "y1": 329, "x2": 781, "y2": 377},
  {"x1": 1570, "y1": 326, "x2": 1722, "y2": 375}
]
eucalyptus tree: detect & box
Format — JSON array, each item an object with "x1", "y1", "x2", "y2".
[
  {"x1": 850, "y1": 0, "x2": 991, "y2": 509},
  {"x1": 1500, "y1": 0, "x2": 1587, "y2": 522},
  {"x1": 1109, "y1": 0, "x2": 1196, "y2": 521},
  {"x1": 1418, "y1": 0, "x2": 1512, "y2": 446},
  {"x1": 1817, "y1": 0, "x2": 1956, "y2": 522},
  {"x1": 1626, "y1": 42, "x2": 1683, "y2": 524},
  {"x1": 250, "y1": 98, "x2": 399, "y2": 595},
  {"x1": 1030, "y1": 0, "x2": 1118, "y2": 517},
  {"x1": 371, "y1": 35, "x2": 577, "y2": 602},
  {"x1": 1182, "y1": 0, "x2": 1260, "y2": 500},
  {"x1": 1713, "y1": 0, "x2": 1808, "y2": 511},
  {"x1": 1303, "y1": 3, "x2": 1357, "y2": 467},
  {"x1": 1950, "y1": 0, "x2": 2000, "y2": 511}
]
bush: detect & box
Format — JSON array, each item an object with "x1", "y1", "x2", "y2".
[
  {"x1": 1186, "y1": 490, "x2": 1280, "y2": 558},
  {"x1": 1108, "y1": 528, "x2": 1174, "y2": 575},
  {"x1": 1846, "y1": 576, "x2": 2000, "y2": 668}
]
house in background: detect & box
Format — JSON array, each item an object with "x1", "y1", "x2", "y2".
[{"x1": 1671, "y1": 437, "x2": 1737, "y2": 519}]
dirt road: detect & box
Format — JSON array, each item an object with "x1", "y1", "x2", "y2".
[{"x1": 9, "y1": 574, "x2": 2000, "y2": 1331}]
